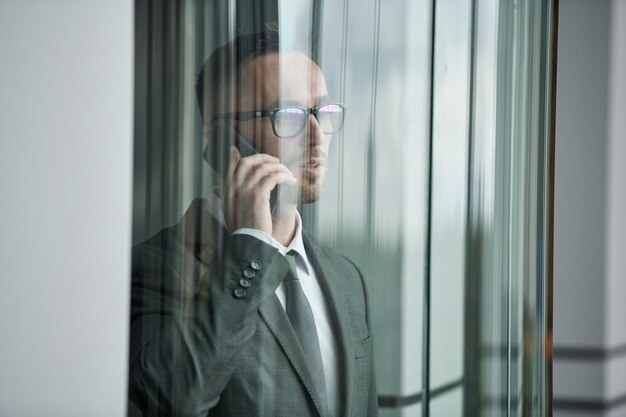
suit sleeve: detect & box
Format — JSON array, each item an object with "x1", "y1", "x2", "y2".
[{"x1": 128, "y1": 233, "x2": 289, "y2": 417}]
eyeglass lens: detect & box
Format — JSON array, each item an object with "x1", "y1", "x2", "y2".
[{"x1": 273, "y1": 105, "x2": 344, "y2": 137}]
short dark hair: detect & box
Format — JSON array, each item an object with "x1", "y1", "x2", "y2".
[{"x1": 195, "y1": 25, "x2": 281, "y2": 122}]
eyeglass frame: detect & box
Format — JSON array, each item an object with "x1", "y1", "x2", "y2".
[{"x1": 211, "y1": 103, "x2": 346, "y2": 138}]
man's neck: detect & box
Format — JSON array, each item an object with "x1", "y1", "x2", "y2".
[{"x1": 272, "y1": 203, "x2": 298, "y2": 247}]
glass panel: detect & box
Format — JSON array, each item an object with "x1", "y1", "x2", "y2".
[
  {"x1": 464, "y1": 0, "x2": 556, "y2": 416},
  {"x1": 294, "y1": 0, "x2": 432, "y2": 415},
  {"x1": 428, "y1": 0, "x2": 472, "y2": 415},
  {"x1": 430, "y1": 388, "x2": 463, "y2": 416},
  {"x1": 130, "y1": 1, "x2": 431, "y2": 416},
  {"x1": 129, "y1": 0, "x2": 555, "y2": 416}
]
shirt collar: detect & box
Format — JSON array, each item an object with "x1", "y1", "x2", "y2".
[
  {"x1": 284, "y1": 211, "x2": 310, "y2": 274},
  {"x1": 269, "y1": 210, "x2": 311, "y2": 276}
]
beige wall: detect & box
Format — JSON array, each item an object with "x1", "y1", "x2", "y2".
[{"x1": 0, "y1": 1, "x2": 134, "y2": 416}]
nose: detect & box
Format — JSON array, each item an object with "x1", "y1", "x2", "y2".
[{"x1": 304, "y1": 114, "x2": 327, "y2": 148}]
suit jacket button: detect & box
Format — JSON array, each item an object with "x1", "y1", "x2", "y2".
[
  {"x1": 233, "y1": 287, "x2": 246, "y2": 299},
  {"x1": 239, "y1": 278, "x2": 252, "y2": 288},
  {"x1": 243, "y1": 268, "x2": 256, "y2": 279},
  {"x1": 250, "y1": 260, "x2": 262, "y2": 271}
]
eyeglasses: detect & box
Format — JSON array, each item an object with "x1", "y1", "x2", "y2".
[{"x1": 213, "y1": 103, "x2": 346, "y2": 138}]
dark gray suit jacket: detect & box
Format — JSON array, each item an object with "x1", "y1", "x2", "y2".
[{"x1": 129, "y1": 199, "x2": 377, "y2": 417}]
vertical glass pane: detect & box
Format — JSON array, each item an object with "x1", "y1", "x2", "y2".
[
  {"x1": 303, "y1": 0, "x2": 432, "y2": 415},
  {"x1": 430, "y1": 388, "x2": 463, "y2": 416},
  {"x1": 130, "y1": 1, "x2": 431, "y2": 416},
  {"x1": 129, "y1": 0, "x2": 554, "y2": 416},
  {"x1": 428, "y1": 0, "x2": 472, "y2": 415},
  {"x1": 465, "y1": 0, "x2": 555, "y2": 416}
]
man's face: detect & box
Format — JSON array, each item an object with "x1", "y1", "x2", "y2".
[{"x1": 233, "y1": 52, "x2": 332, "y2": 204}]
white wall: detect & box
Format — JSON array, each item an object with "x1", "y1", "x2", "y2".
[
  {"x1": 0, "y1": 1, "x2": 134, "y2": 416},
  {"x1": 554, "y1": 0, "x2": 609, "y2": 349},
  {"x1": 554, "y1": 0, "x2": 626, "y2": 415}
]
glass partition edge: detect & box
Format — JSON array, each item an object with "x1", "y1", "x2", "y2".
[{"x1": 466, "y1": 0, "x2": 556, "y2": 416}]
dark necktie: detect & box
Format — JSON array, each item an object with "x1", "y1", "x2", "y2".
[{"x1": 284, "y1": 250, "x2": 329, "y2": 416}]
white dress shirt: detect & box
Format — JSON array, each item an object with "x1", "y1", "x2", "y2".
[{"x1": 206, "y1": 195, "x2": 341, "y2": 417}]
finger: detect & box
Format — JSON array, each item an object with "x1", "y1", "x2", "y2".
[
  {"x1": 237, "y1": 153, "x2": 280, "y2": 169},
  {"x1": 226, "y1": 146, "x2": 240, "y2": 185},
  {"x1": 242, "y1": 162, "x2": 296, "y2": 190},
  {"x1": 232, "y1": 153, "x2": 281, "y2": 187},
  {"x1": 255, "y1": 171, "x2": 298, "y2": 196}
]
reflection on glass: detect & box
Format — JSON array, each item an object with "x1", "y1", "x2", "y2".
[
  {"x1": 130, "y1": 12, "x2": 380, "y2": 417},
  {"x1": 304, "y1": 0, "x2": 433, "y2": 416},
  {"x1": 130, "y1": 0, "x2": 554, "y2": 416},
  {"x1": 426, "y1": 0, "x2": 473, "y2": 415}
]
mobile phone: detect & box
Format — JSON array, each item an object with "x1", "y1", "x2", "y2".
[
  {"x1": 203, "y1": 119, "x2": 257, "y2": 177},
  {"x1": 203, "y1": 119, "x2": 281, "y2": 216}
]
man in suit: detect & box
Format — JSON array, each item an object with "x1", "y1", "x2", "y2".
[{"x1": 128, "y1": 28, "x2": 377, "y2": 417}]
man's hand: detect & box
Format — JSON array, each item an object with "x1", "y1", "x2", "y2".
[{"x1": 223, "y1": 146, "x2": 297, "y2": 235}]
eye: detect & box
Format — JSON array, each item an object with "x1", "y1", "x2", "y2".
[
  {"x1": 316, "y1": 104, "x2": 345, "y2": 133},
  {"x1": 273, "y1": 108, "x2": 306, "y2": 137}
]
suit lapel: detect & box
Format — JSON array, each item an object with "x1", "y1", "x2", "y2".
[
  {"x1": 259, "y1": 294, "x2": 328, "y2": 417},
  {"x1": 303, "y1": 235, "x2": 355, "y2": 417},
  {"x1": 182, "y1": 200, "x2": 349, "y2": 417}
]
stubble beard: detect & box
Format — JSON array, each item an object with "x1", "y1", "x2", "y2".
[
  {"x1": 299, "y1": 171, "x2": 325, "y2": 204},
  {"x1": 300, "y1": 186, "x2": 320, "y2": 204}
]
